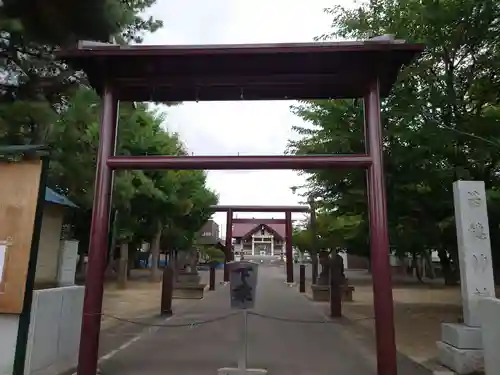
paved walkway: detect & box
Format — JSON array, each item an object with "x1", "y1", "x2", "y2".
[{"x1": 96, "y1": 266, "x2": 405, "y2": 375}]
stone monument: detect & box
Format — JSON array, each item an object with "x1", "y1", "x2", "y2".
[
  {"x1": 57, "y1": 240, "x2": 79, "y2": 286},
  {"x1": 173, "y1": 249, "x2": 206, "y2": 299},
  {"x1": 317, "y1": 251, "x2": 331, "y2": 284},
  {"x1": 437, "y1": 181, "x2": 496, "y2": 374},
  {"x1": 310, "y1": 251, "x2": 331, "y2": 301}
]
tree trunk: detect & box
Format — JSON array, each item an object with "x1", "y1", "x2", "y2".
[
  {"x1": 127, "y1": 255, "x2": 133, "y2": 277},
  {"x1": 412, "y1": 250, "x2": 424, "y2": 283},
  {"x1": 105, "y1": 210, "x2": 118, "y2": 279},
  {"x1": 311, "y1": 250, "x2": 318, "y2": 284},
  {"x1": 104, "y1": 248, "x2": 116, "y2": 279},
  {"x1": 76, "y1": 253, "x2": 84, "y2": 275},
  {"x1": 150, "y1": 221, "x2": 162, "y2": 282},
  {"x1": 127, "y1": 241, "x2": 139, "y2": 277},
  {"x1": 439, "y1": 249, "x2": 457, "y2": 285},
  {"x1": 117, "y1": 243, "x2": 129, "y2": 289},
  {"x1": 423, "y1": 250, "x2": 436, "y2": 279},
  {"x1": 450, "y1": 249, "x2": 460, "y2": 284},
  {"x1": 170, "y1": 250, "x2": 178, "y2": 283}
]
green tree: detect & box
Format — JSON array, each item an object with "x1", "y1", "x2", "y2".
[
  {"x1": 288, "y1": 0, "x2": 500, "y2": 284},
  {"x1": 292, "y1": 211, "x2": 364, "y2": 255},
  {"x1": 1, "y1": 0, "x2": 219, "y2": 286},
  {"x1": 0, "y1": 0, "x2": 162, "y2": 145},
  {"x1": 47, "y1": 87, "x2": 218, "y2": 282},
  {"x1": 199, "y1": 247, "x2": 225, "y2": 265}
]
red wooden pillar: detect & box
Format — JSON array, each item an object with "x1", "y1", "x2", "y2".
[
  {"x1": 365, "y1": 79, "x2": 397, "y2": 375},
  {"x1": 309, "y1": 198, "x2": 318, "y2": 284},
  {"x1": 285, "y1": 210, "x2": 293, "y2": 283},
  {"x1": 224, "y1": 209, "x2": 233, "y2": 282},
  {"x1": 78, "y1": 84, "x2": 119, "y2": 375}
]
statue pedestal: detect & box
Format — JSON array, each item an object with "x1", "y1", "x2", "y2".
[
  {"x1": 310, "y1": 284, "x2": 355, "y2": 302},
  {"x1": 175, "y1": 271, "x2": 200, "y2": 286},
  {"x1": 311, "y1": 285, "x2": 329, "y2": 301},
  {"x1": 342, "y1": 285, "x2": 355, "y2": 302},
  {"x1": 173, "y1": 271, "x2": 205, "y2": 299},
  {"x1": 172, "y1": 284, "x2": 206, "y2": 299}
]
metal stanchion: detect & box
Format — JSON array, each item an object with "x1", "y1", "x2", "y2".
[
  {"x1": 218, "y1": 261, "x2": 267, "y2": 375},
  {"x1": 299, "y1": 264, "x2": 306, "y2": 293},
  {"x1": 238, "y1": 309, "x2": 249, "y2": 374},
  {"x1": 329, "y1": 267, "x2": 342, "y2": 318}
]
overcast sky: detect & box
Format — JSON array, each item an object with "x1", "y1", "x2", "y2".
[{"x1": 142, "y1": 1, "x2": 348, "y2": 233}]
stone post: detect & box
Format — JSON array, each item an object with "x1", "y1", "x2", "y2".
[
  {"x1": 117, "y1": 243, "x2": 128, "y2": 289},
  {"x1": 299, "y1": 264, "x2": 305, "y2": 293},
  {"x1": 437, "y1": 181, "x2": 496, "y2": 374},
  {"x1": 209, "y1": 263, "x2": 216, "y2": 291},
  {"x1": 58, "y1": 240, "x2": 79, "y2": 286},
  {"x1": 479, "y1": 297, "x2": 500, "y2": 375}
]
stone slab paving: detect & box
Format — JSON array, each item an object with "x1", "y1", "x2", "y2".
[{"x1": 97, "y1": 265, "x2": 427, "y2": 375}]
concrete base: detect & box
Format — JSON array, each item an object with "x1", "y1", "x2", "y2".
[
  {"x1": 176, "y1": 272, "x2": 200, "y2": 285},
  {"x1": 437, "y1": 341, "x2": 483, "y2": 374},
  {"x1": 217, "y1": 368, "x2": 268, "y2": 375},
  {"x1": 311, "y1": 285, "x2": 329, "y2": 301},
  {"x1": 432, "y1": 369, "x2": 455, "y2": 375},
  {"x1": 172, "y1": 284, "x2": 206, "y2": 299},
  {"x1": 479, "y1": 297, "x2": 500, "y2": 375},
  {"x1": 310, "y1": 284, "x2": 355, "y2": 302},
  {"x1": 342, "y1": 285, "x2": 355, "y2": 302},
  {"x1": 441, "y1": 323, "x2": 482, "y2": 349}
]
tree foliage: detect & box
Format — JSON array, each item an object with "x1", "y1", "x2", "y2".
[
  {"x1": 0, "y1": 0, "x2": 218, "y2": 281},
  {"x1": 288, "y1": 0, "x2": 500, "y2": 283},
  {"x1": 0, "y1": 0, "x2": 162, "y2": 145},
  {"x1": 48, "y1": 87, "x2": 218, "y2": 259},
  {"x1": 292, "y1": 212, "x2": 364, "y2": 255},
  {"x1": 199, "y1": 247, "x2": 225, "y2": 264}
]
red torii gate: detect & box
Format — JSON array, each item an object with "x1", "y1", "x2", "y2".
[
  {"x1": 58, "y1": 40, "x2": 424, "y2": 375},
  {"x1": 210, "y1": 204, "x2": 310, "y2": 283}
]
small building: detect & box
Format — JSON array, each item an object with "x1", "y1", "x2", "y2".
[
  {"x1": 34, "y1": 187, "x2": 78, "y2": 286},
  {"x1": 196, "y1": 219, "x2": 220, "y2": 245},
  {"x1": 232, "y1": 219, "x2": 286, "y2": 257},
  {"x1": 196, "y1": 220, "x2": 227, "y2": 264}
]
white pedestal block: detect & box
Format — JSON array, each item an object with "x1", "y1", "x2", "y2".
[
  {"x1": 479, "y1": 297, "x2": 500, "y2": 375},
  {"x1": 218, "y1": 368, "x2": 267, "y2": 375},
  {"x1": 437, "y1": 341, "x2": 483, "y2": 374},
  {"x1": 441, "y1": 323, "x2": 482, "y2": 349}
]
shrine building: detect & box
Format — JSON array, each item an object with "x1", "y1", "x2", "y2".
[{"x1": 232, "y1": 218, "x2": 287, "y2": 257}]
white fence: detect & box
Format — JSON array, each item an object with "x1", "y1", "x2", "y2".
[{"x1": 24, "y1": 286, "x2": 84, "y2": 375}]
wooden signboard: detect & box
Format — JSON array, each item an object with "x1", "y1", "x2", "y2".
[{"x1": 0, "y1": 159, "x2": 42, "y2": 314}]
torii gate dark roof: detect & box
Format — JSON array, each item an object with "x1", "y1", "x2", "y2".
[{"x1": 57, "y1": 40, "x2": 424, "y2": 102}]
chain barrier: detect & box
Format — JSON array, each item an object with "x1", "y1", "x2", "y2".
[
  {"x1": 248, "y1": 311, "x2": 373, "y2": 323},
  {"x1": 90, "y1": 310, "x2": 373, "y2": 330},
  {"x1": 248, "y1": 311, "x2": 333, "y2": 324},
  {"x1": 89, "y1": 311, "x2": 241, "y2": 328}
]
